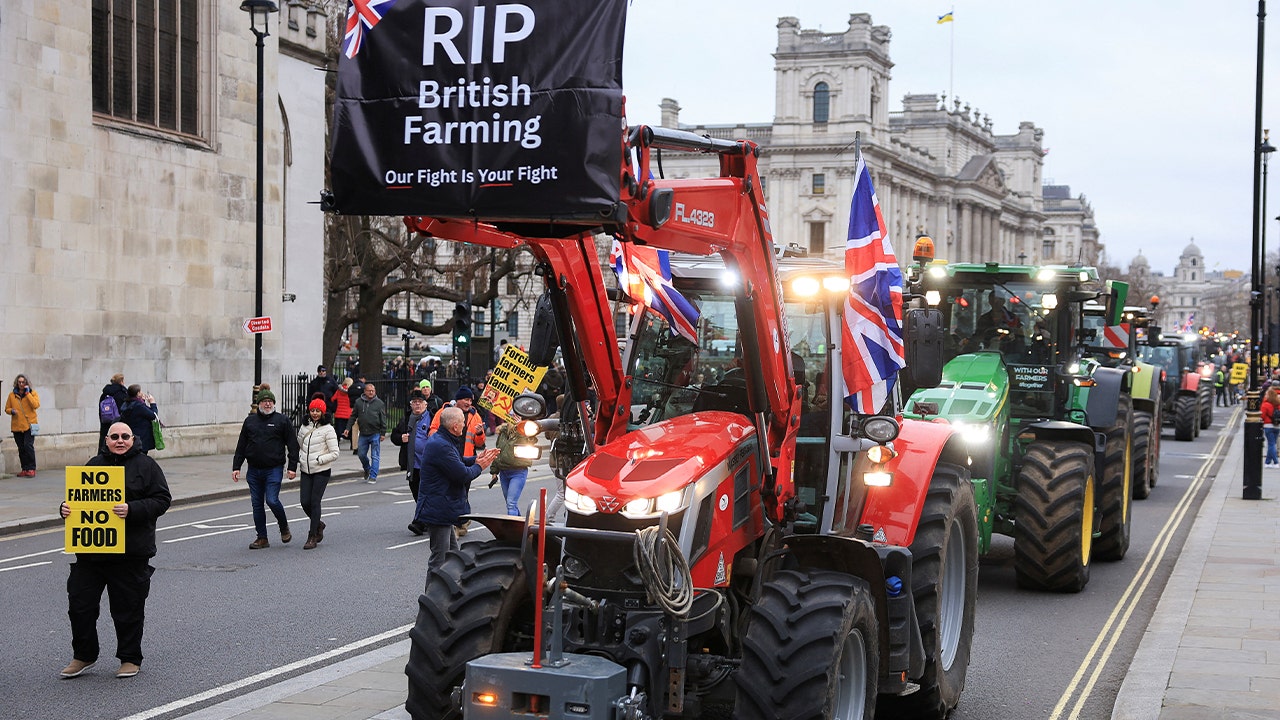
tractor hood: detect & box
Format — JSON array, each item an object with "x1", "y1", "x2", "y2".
[
  {"x1": 565, "y1": 411, "x2": 757, "y2": 511},
  {"x1": 906, "y1": 352, "x2": 1009, "y2": 425}
]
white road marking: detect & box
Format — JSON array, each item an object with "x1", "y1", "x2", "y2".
[
  {"x1": 119, "y1": 624, "x2": 414, "y2": 720},
  {"x1": 386, "y1": 538, "x2": 431, "y2": 549},
  {"x1": 0, "y1": 547, "x2": 64, "y2": 564},
  {"x1": 0, "y1": 561, "x2": 52, "y2": 573}
]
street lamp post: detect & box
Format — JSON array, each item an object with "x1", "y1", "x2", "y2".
[
  {"x1": 1245, "y1": 0, "x2": 1267, "y2": 500},
  {"x1": 1262, "y1": 133, "x2": 1275, "y2": 379},
  {"x1": 241, "y1": 0, "x2": 278, "y2": 402}
]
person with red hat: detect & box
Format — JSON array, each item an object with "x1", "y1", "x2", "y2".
[{"x1": 297, "y1": 398, "x2": 340, "y2": 549}]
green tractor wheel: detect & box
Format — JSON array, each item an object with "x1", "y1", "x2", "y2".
[
  {"x1": 1132, "y1": 410, "x2": 1154, "y2": 499},
  {"x1": 1173, "y1": 395, "x2": 1197, "y2": 441},
  {"x1": 1096, "y1": 396, "x2": 1133, "y2": 561},
  {"x1": 1013, "y1": 440, "x2": 1096, "y2": 593}
]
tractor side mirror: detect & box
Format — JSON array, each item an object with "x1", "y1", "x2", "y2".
[
  {"x1": 904, "y1": 307, "x2": 945, "y2": 389},
  {"x1": 527, "y1": 291, "x2": 560, "y2": 367}
]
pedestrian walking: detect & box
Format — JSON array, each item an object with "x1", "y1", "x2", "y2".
[
  {"x1": 231, "y1": 389, "x2": 299, "y2": 549},
  {"x1": 491, "y1": 421, "x2": 535, "y2": 516},
  {"x1": 6, "y1": 374, "x2": 41, "y2": 476},
  {"x1": 1214, "y1": 367, "x2": 1227, "y2": 407},
  {"x1": 120, "y1": 385, "x2": 159, "y2": 454},
  {"x1": 427, "y1": 387, "x2": 486, "y2": 535},
  {"x1": 97, "y1": 373, "x2": 128, "y2": 454},
  {"x1": 332, "y1": 377, "x2": 354, "y2": 448},
  {"x1": 416, "y1": 407, "x2": 499, "y2": 578},
  {"x1": 297, "y1": 398, "x2": 340, "y2": 549},
  {"x1": 391, "y1": 389, "x2": 431, "y2": 510},
  {"x1": 353, "y1": 382, "x2": 388, "y2": 483},
  {"x1": 1263, "y1": 387, "x2": 1280, "y2": 468},
  {"x1": 307, "y1": 364, "x2": 339, "y2": 414},
  {"x1": 58, "y1": 421, "x2": 171, "y2": 680}
]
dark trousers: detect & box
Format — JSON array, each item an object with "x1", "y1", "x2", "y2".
[
  {"x1": 408, "y1": 469, "x2": 420, "y2": 501},
  {"x1": 425, "y1": 524, "x2": 459, "y2": 582},
  {"x1": 298, "y1": 470, "x2": 331, "y2": 536},
  {"x1": 67, "y1": 558, "x2": 154, "y2": 665},
  {"x1": 12, "y1": 430, "x2": 35, "y2": 471}
]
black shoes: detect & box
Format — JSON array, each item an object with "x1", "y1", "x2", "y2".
[{"x1": 408, "y1": 521, "x2": 424, "y2": 536}]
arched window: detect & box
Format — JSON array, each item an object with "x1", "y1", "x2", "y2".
[{"x1": 813, "y1": 82, "x2": 830, "y2": 124}]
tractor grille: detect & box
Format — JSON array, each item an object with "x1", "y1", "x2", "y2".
[{"x1": 564, "y1": 510, "x2": 687, "y2": 592}]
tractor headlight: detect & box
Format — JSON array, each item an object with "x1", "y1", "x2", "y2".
[
  {"x1": 564, "y1": 486, "x2": 597, "y2": 515},
  {"x1": 512, "y1": 391, "x2": 547, "y2": 420},
  {"x1": 861, "y1": 415, "x2": 901, "y2": 443},
  {"x1": 620, "y1": 488, "x2": 688, "y2": 519},
  {"x1": 513, "y1": 444, "x2": 542, "y2": 460},
  {"x1": 925, "y1": 290, "x2": 941, "y2": 306},
  {"x1": 865, "y1": 443, "x2": 897, "y2": 464},
  {"x1": 953, "y1": 422, "x2": 992, "y2": 445},
  {"x1": 863, "y1": 471, "x2": 893, "y2": 487}
]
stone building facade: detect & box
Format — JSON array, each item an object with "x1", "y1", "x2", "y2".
[
  {"x1": 0, "y1": 3, "x2": 320, "y2": 471},
  {"x1": 1128, "y1": 240, "x2": 1251, "y2": 334},
  {"x1": 649, "y1": 14, "x2": 1089, "y2": 268}
]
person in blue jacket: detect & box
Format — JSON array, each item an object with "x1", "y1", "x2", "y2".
[{"x1": 414, "y1": 407, "x2": 498, "y2": 579}]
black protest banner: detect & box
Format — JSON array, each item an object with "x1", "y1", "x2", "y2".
[{"x1": 329, "y1": 0, "x2": 627, "y2": 219}]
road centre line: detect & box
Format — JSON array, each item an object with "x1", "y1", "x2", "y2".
[
  {"x1": 0, "y1": 546, "x2": 64, "y2": 564},
  {"x1": 1048, "y1": 408, "x2": 1238, "y2": 720},
  {"x1": 118, "y1": 622, "x2": 414, "y2": 720}
]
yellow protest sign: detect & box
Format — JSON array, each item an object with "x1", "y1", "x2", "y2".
[
  {"x1": 1230, "y1": 362, "x2": 1249, "y2": 385},
  {"x1": 64, "y1": 466, "x2": 126, "y2": 554},
  {"x1": 480, "y1": 344, "x2": 549, "y2": 423}
]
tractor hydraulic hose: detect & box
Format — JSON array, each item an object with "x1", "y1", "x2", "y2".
[{"x1": 633, "y1": 525, "x2": 693, "y2": 618}]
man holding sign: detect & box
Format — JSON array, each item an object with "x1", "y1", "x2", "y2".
[{"x1": 57, "y1": 421, "x2": 171, "y2": 680}]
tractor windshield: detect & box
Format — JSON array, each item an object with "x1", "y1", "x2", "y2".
[
  {"x1": 1139, "y1": 344, "x2": 1181, "y2": 375},
  {"x1": 938, "y1": 280, "x2": 1058, "y2": 365}
]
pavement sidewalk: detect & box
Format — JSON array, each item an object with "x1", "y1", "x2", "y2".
[{"x1": 1112, "y1": 421, "x2": 1280, "y2": 719}]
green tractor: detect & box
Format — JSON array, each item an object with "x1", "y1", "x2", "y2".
[
  {"x1": 1128, "y1": 301, "x2": 1217, "y2": 442},
  {"x1": 902, "y1": 260, "x2": 1134, "y2": 592}
]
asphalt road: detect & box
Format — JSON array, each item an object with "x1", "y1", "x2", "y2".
[
  {"x1": 0, "y1": 411, "x2": 1237, "y2": 720},
  {"x1": 0, "y1": 465, "x2": 563, "y2": 720},
  {"x1": 950, "y1": 410, "x2": 1234, "y2": 720}
]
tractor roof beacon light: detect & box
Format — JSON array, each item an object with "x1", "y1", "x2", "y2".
[{"x1": 913, "y1": 235, "x2": 936, "y2": 264}]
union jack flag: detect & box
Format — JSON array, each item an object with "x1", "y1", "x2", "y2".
[
  {"x1": 610, "y1": 239, "x2": 700, "y2": 343},
  {"x1": 841, "y1": 154, "x2": 905, "y2": 414},
  {"x1": 342, "y1": 0, "x2": 399, "y2": 59}
]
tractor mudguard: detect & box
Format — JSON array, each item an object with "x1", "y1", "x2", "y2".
[
  {"x1": 1130, "y1": 361, "x2": 1157, "y2": 402},
  {"x1": 1181, "y1": 372, "x2": 1201, "y2": 392},
  {"x1": 464, "y1": 514, "x2": 528, "y2": 547},
  {"x1": 785, "y1": 534, "x2": 896, "y2": 680},
  {"x1": 1085, "y1": 366, "x2": 1125, "y2": 428},
  {"x1": 1022, "y1": 420, "x2": 1101, "y2": 451},
  {"x1": 858, "y1": 419, "x2": 958, "y2": 547}
]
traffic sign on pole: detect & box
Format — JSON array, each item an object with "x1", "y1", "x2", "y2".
[{"x1": 243, "y1": 316, "x2": 273, "y2": 334}]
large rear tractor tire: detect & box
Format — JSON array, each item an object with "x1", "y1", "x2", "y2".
[
  {"x1": 1132, "y1": 410, "x2": 1154, "y2": 499},
  {"x1": 1013, "y1": 440, "x2": 1096, "y2": 593},
  {"x1": 735, "y1": 569, "x2": 879, "y2": 720},
  {"x1": 1096, "y1": 396, "x2": 1133, "y2": 561},
  {"x1": 405, "y1": 541, "x2": 533, "y2": 720},
  {"x1": 877, "y1": 464, "x2": 978, "y2": 720},
  {"x1": 1199, "y1": 386, "x2": 1214, "y2": 430},
  {"x1": 1173, "y1": 395, "x2": 1197, "y2": 441}
]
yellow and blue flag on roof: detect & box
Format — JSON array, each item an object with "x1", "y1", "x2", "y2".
[{"x1": 937, "y1": 11, "x2": 954, "y2": 24}]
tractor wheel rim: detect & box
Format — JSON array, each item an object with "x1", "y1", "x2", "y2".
[
  {"x1": 835, "y1": 627, "x2": 868, "y2": 720},
  {"x1": 1081, "y1": 473, "x2": 1095, "y2": 563},
  {"x1": 939, "y1": 519, "x2": 966, "y2": 671}
]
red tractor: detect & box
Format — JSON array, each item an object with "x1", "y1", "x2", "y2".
[{"x1": 397, "y1": 127, "x2": 977, "y2": 720}]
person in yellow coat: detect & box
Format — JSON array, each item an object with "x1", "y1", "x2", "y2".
[{"x1": 5, "y1": 374, "x2": 40, "y2": 476}]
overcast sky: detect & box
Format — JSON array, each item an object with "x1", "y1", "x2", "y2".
[{"x1": 620, "y1": 1, "x2": 1274, "y2": 277}]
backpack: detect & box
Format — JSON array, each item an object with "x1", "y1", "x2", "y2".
[{"x1": 98, "y1": 395, "x2": 121, "y2": 423}]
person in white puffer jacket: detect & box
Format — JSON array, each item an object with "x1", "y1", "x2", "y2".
[{"x1": 297, "y1": 398, "x2": 341, "y2": 549}]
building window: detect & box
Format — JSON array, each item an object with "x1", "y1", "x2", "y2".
[
  {"x1": 1191, "y1": 271, "x2": 1196, "y2": 281},
  {"x1": 421, "y1": 310, "x2": 432, "y2": 325},
  {"x1": 385, "y1": 310, "x2": 398, "y2": 336},
  {"x1": 812, "y1": 173, "x2": 825, "y2": 195},
  {"x1": 475, "y1": 310, "x2": 486, "y2": 336},
  {"x1": 1042, "y1": 240, "x2": 1055, "y2": 258},
  {"x1": 615, "y1": 311, "x2": 629, "y2": 339},
  {"x1": 809, "y1": 222, "x2": 825, "y2": 254},
  {"x1": 92, "y1": 0, "x2": 202, "y2": 136},
  {"x1": 507, "y1": 311, "x2": 519, "y2": 336},
  {"x1": 813, "y1": 82, "x2": 830, "y2": 124}
]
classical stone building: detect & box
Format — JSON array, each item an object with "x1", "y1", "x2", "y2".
[
  {"x1": 0, "y1": 3, "x2": 321, "y2": 471},
  {"x1": 1128, "y1": 240, "x2": 1250, "y2": 334},
  {"x1": 1042, "y1": 185, "x2": 1101, "y2": 265},
  {"x1": 649, "y1": 14, "x2": 1096, "y2": 268}
]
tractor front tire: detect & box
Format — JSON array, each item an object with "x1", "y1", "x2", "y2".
[
  {"x1": 1132, "y1": 410, "x2": 1154, "y2": 499},
  {"x1": 735, "y1": 569, "x2": 879, "y2": 720},
  {"x1": 877, "y1": 464, "x2": 978, "y2": 720},
  {"x1": 1173, "y1": 395, "x2": 1197, "y2": 441},
  {"x1": 1200, "y1": 386, "x2": 1214, "y2": 429},
  {"x1": 1014, "y1": 440, "x2": 1096, "y2": 593},
  {"x1": 405, "y1": 541, "x2": 533, "y2": 720},
  {"x1": 1096, "y1": 396, "x2": 1133, "y2": 561}
]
